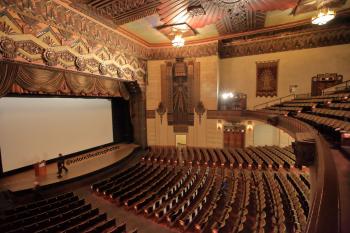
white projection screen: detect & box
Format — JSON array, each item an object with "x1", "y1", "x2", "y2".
[{"x1": 0, "y1": 97, "x2": 113, "y2": 172}]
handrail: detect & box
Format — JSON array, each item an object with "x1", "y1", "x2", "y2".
[
  {"x1": 242, "y1": 110, "x2": 341, "y2": 233},
  {"x1": 322, "y1": 80, "x2": 350, "y2": 95},
  {"x1": 253, "y1": 94, "x2": 296, "y2": 110}
]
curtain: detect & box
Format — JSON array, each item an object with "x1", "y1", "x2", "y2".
[
  {"x1": 65, "y1": 73, "x2": 96, "y2": 94},
  {"x1": 16, "y1": 66, "x2": 65, "y2": 93},
  {"x1": 96, "y1": 78, "x2": 120, "y2": 96},
  {"x1": 0, "y1": 61, "x2": 123, "y2": 97},
  {"x1": 0, "y1": 62, "x2": 19, "y2": 97}
]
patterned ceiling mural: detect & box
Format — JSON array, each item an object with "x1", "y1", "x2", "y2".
[
  {"x1": 68, "y1": 0, "x2": 349, "y2": 44},
  {"x1": 157, "y1": 0, "x2": 298, "y2": 35}
]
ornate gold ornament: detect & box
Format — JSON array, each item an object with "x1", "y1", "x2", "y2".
[
  {"x1": 98, "y1": 63, "x2": 108, "y2": 75},
  {"x1": 42, "y1": 49, "x2": 58, "y2": 66},
  {"x1": 75, "y1": 57, "x2": 87, "y2": 71},
  {"x1": 0, "y1": 37, "x2": 17, "y2": 58}
]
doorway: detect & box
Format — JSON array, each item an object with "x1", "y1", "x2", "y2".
[{"x1": 176, "y1": 134, "x2": 187, "y2": 147}]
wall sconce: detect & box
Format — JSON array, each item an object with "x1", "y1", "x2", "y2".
[
  {"x1": 156, "y1": 102, "x2": 166, "y2": 124},
  {"x1": 246, "y1": 120, "x2": 253, "y2": 131},
  {"x1": 217, "y1": 120, "x2": 223, "y2": 130}
]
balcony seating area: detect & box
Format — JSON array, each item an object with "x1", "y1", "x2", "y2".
[
  {"x1": 258, "y1": 91, "x2": 350, "y2": 143},
  {"x1": 91, "y1": 146, "x2": 310, "y2": 233},
  {"x1": 142, "y1": 146, "x2": 297, "y2": 170},
  {"x1": 260, "y1": 92, "x2": 350, "y2": 116},
  {"x1": 0, "y1": 192, "x2": 132, "y2": 233}
]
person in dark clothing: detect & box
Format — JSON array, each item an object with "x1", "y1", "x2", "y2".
[
  {"x1": 33, "y1": 181, "x2": 43, "y2": 201},
  {"x1": 220, "y1": 178, "x2": 228, "y2": 194},
  {"x1": 57, "y1": 153, "x2": 68, "y2": 178}
]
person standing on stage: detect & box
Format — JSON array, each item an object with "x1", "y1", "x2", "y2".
[{"x1": 57, "y1": 153, "x2": 68, "y2": 178}]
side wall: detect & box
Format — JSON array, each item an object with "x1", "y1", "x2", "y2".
[
  {"x1": 146, "y1": 44, "x2": 350, "y2": 147},
  {"x1": 220, "y1": 44, "x2": 350, "y2": 109}
]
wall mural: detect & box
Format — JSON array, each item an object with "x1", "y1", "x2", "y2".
[
  {"x1": 160, "y1": 58, "x2": 201, "y2": 133},
  {"x1": 256, "y1": 60, "x2": 279, "y2": 97}
]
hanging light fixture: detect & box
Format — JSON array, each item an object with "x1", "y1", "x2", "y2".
[
  {"x1": 172, "y1": 34, "x2": 185, "y2": 48},
  {"x1": 312, "y1": 8, "x2": 336, "y2": 25}
]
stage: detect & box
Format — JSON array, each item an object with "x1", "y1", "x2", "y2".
[{"x1": 0, "y1": 143, "x2": 139, "y2": 193}]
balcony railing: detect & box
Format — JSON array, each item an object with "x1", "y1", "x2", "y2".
[{"x1": 253, "y1": 94, "x2": 296, "y2": 110}]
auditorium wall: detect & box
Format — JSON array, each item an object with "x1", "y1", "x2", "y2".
[
  {"x1": 146, "y1": 44, "x2": 350, "y2": 147},
  {"x1": 220, "y1": 44, "x2": 350, "y2": 109},
  {"x1": 241, "y1": 120, "x2": 294, "y2": 148}
]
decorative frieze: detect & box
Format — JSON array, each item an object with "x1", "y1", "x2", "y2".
[
  {"x1": 0, "y1": 0, "x2": 150, "y2": 59},
  {"x1": 219, "y1": 26, "x2": 350, "y2": 58},
  {"x1": 149, "y1": 42, "x2": 218, "y2": 60}
]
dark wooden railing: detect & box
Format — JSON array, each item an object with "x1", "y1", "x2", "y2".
[{"x1": 242, "y1": 110, "x2": 341, "y2": 233}]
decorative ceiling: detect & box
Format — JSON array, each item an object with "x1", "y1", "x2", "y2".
[{"x1": 48, "y1": 0, "x2": 350, "y2": 45}]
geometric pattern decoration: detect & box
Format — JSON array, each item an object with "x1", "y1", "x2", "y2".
[
  {"x1": 256, "y1": 60, "x2": 279, "y2": 97},
  {"x1": 73, "y1": 0, "x2": 160, "y2": 25},
  {"x1": 157, "y1": 0, "x2": 225, "y2": 29},
  {"x1": 160, "y1": 58, "x2": 200, "y2": 132},
  {"x1": 0, "y1": 9, "x2": 147, "y2": 83},
  {"x1": 1, "y1": 0, "x2": 349, "y2": 62},
  {"x1": 0, "y1": 0, "x2": 150, "y2": 59},
  {"x1": 150, "y1": 41, "x2": 218, "y2": 60},
  {"x1": 219, "y1": 25, "x2": 350, "y2": 58},
  {"x1": 157, "y1": 0, "x2": 298, "y2": 35}
]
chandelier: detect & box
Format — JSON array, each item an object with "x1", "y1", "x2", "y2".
[
  {"x1": 172, "y1": 34, "x2": 185, "y2": 48},
  {"x1": 312, "y1": 8, "x2": 336, "y2": 25}
]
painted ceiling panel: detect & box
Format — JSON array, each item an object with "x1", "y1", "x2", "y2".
[
  {"x1": 157, "y1": 0, "x2": 301, "y2": 35},
  {"x1": 68, "y1": 0, "x2": 349, "y2": 44}
]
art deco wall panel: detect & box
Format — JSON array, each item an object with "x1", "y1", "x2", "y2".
[{"x1": 160, "y1": 59, "x2": 200, "y2": 131}]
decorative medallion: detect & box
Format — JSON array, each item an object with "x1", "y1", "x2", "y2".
[
  {"x1": 75, "y1": 57, "x2": 86, "y2": 71},
  {"x1": 195, "y1": 101, "x2": 206, "y2": 124},
  {"x1": 0, "y1": 37, "x2": 17, "y2": 58},
  {"x1": 211, "y1": 0, "x2": 243, "y2": 8},
  {"x1": 99, "y1": 63, "x2": 108, "y2": 75},
  {"x1": 156, "y1": 102, "x2": 167, "y2": 124},
  {"x1": 42, "y1": 49, "x2": 58, "y2": 66}
]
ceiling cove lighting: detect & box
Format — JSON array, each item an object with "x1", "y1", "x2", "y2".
[
  {"x1": 312, "y1": 8, "x2": 336, "y2": 25},
  {"x1": 172, "y1": 34, "x2": 185, "y2": 48}
]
